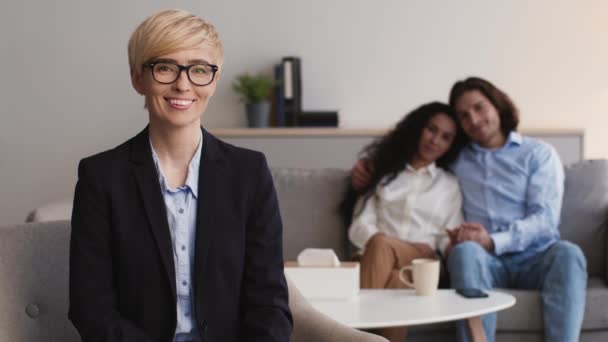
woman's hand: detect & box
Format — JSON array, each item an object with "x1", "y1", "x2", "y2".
[
  {"x1": 446, "y1": 227, "x2": 461, "y2": 245},
  {"x1": 411, "y1": 242, "x2": 437, "y2": 259}
]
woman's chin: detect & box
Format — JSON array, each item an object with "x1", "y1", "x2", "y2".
[{"x1": 151, "y1": 116, "x2": 201, "y2": 129}]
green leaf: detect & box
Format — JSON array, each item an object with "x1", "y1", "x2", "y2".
[{"x1": 232, "y1": 73, "x2": 275, "y2": 103}]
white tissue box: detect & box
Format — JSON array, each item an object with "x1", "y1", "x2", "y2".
[{"x1": 284, "y1": 261, "x2": 360, "y2": 299}]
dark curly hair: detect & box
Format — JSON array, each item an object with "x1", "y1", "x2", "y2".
[
  {"x1": 449, "y1": 76, "x2": 519, "y2": 136},
  {"x1": 339, "y1": 101, "x2": 467, "y2": 228}
]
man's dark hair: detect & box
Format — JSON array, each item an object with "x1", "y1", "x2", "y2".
[{"x1": 449, "y1": 76, "x2": 519, "y2": 136}]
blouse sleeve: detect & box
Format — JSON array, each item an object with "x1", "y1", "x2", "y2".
[
  {"x1": 348, "y1": 194, "x2": 380, "y2": 250},
  {"x1": 436, "y1": 180, "x2": 464, "y2": 254}
]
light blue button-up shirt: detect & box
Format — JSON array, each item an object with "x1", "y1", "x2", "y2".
[
  {"x1": 150, "y1": 133, "x2": 202, "y2": 340},
  {"x1": 452, "y1": 132, "x2": 564, "y2": 257}
]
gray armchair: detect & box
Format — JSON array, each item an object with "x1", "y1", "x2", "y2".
[
  {"x1": 287, "y1": 278, "x2": 388, "y2": 342},
  {"x1": 0, "y1": 220, "x2": 386, "y2": 342}
]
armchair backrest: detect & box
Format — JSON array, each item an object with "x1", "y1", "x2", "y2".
[{"x1": 0, "y1": 220, "x2": 80, "y2": 342}]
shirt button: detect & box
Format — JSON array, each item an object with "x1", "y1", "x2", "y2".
[
  {"x1": 181, "y1": 245, "x2": 186, "y2": 251},
  {"x1": 182, "y1": 281, "x2": 188, "y2": 286},
  {"x1": 185, "y1": 312, "x2": 190, "y2": 317},
  {"x1": 178, "y1": 208, "x2": 184, "y2": 214}
]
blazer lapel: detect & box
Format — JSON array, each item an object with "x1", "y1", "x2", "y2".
[
  {"x1": 194, "y1": 128, "x2": 223, "y2": 291},
  {"x1": 130, "y1": 127, "x2": 177, "y2": 300}
]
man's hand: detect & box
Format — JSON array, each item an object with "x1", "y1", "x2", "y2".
[
  {"x1": 410, "y1": 242, "x2": 437, "y2": 259},
  {"x1": 351, "y1": 159, "x2": 374, "y2": 190},
  {"x1": 455, "y1": 223, "x2": 494, "y2": 252}
]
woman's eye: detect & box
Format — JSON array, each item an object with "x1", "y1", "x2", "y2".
[
  {"x1": 193, "y1": 66, "x2": 207, "y2": 74},
  {"x1": 157, "y1": 65, "x2": 172, "y2": 72}
]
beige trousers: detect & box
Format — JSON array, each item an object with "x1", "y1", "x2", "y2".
[{"x1": 358, "y1": 234, "x2": 437, "y2": 342}]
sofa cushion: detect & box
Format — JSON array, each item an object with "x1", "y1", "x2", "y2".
[
  {"x1": 0, "y1": 221, "x2": 80, "y2": 342},
  {"x1": 406, "y1": 278, "x2": 608, "y2": 337},
  {"x1": 496, "y1": 278, "x2": 608, "y2": 331},
  {"x1": 559, "y1": 160, "x2": 608, "y2": 278},
  {"x1": 271, "y1": 168, "x2": 350, "y2": 261}
]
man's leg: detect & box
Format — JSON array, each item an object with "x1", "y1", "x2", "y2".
[
  {"x1": 513, "y1": 241, "x2": 587, "y2": 342},
  {"x1": 447, "y1": 241, "x2": 509, "y2": 342}
]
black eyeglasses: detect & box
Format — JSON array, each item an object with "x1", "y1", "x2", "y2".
[{"x1": 143, "y1": 62, "x2": 219, "y2": 86}]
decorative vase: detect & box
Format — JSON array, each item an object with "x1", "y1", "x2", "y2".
[{"x1": 246, "y1": 101, "x2": 270, "y2": 128}]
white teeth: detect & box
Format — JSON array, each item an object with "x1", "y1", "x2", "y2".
[{"x1": 169, "y1": 99, "x2": 193, "y2": 106}]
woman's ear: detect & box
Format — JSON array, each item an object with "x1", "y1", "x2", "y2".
[{"x1": 131, "y1": 69, "x2": 145, "y2": 95}]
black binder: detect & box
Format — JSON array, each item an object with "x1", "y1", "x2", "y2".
[
  {"x1": 297, "y1": 111, "x2": 339, "y2": 127},
  {"x1": 281, "y1": 57, "x2": 301, "y2": 126}
]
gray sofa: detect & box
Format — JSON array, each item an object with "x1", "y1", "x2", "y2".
[
  {"x1": 4, "y1": 160, "x2": 608, "y2": 341},
  {"x1": 272, "y1": 161, "x2": 608, "y2": 342}
]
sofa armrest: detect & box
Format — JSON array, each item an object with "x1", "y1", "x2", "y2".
[
  {"x1": 605, "y1": 236, "x2": 608, "y2": 285},
  {"x1": 25, "y1": 199, "x2": 73, "y2": 223},
  {"x1": 287, "y1": 278, "x2": 388, "y2": 342}
]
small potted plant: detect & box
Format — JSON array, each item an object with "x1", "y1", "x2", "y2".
[{"x1": 232, "y1": 73, "x2": 274, "y2": 127}]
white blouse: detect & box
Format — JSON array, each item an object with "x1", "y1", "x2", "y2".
[{"x1": 348, "y1": 163, "x2": 463, "y2": 254}]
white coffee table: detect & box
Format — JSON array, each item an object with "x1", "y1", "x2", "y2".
[{"x1": 309, "y1": 289, "x2": 515, "y2": 341}]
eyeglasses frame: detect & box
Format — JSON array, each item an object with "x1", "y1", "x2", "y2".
[{"x1": 143, "y1": 61, "x2": 219, "y2": 87}]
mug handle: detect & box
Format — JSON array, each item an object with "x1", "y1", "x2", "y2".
[{"x1": 399, "y1": 265, "x2": 414, "y2": 288}]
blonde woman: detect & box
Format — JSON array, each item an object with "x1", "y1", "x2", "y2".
[{"x1": 69, "y1": 9, "x2": 292, "y2": 342}]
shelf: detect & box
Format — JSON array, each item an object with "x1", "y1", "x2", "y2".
[
  {"x1": 211, "y1": 127, "x2": 584, "y2": 167},
  {"x1": 209, "y1": 128, "x2": 384, "y2": 137},
  {"x1": 209, "y1": 127, "x2": 584, "y2": 138}
]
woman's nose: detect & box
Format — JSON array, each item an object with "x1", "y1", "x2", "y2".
[{"x1": 174, "y1": 70, "x2": 192, "y2": 92}]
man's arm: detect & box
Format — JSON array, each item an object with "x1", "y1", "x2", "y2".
[
  {"x1": 351, "y1": 159, "x2": 373, "y2": 190},
  {"x1": 491, "y1": 145, "x2": 564, "y2": 255},
  {"x1": 69, "y1": 160, "x2": 154, "y2": 342},
  {"x1": 241, "y1": 153, "x2": 292, "y2": 341}
]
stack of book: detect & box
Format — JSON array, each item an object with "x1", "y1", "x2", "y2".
[{"x1": 272, "y1": 57, "x2": 338, "y2": 127}]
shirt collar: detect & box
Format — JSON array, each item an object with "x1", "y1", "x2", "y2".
[
  {"x1": 507, "y1": 131, "x2": 523, "y2": 146},
  {"x1": 469, "y1": 131, "x2": 522, "y2": 152},
  {"x1": 149, "y1": 131, "x2": 203, "y2": 199},
  {"x1": 406, "y1": 162, "x2": 437, "y2": 177}
]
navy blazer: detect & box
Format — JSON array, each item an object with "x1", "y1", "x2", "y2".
[{"x1": 69, "y1": 127, "x2": 292, "y2": 342}]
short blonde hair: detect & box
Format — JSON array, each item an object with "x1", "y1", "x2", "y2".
[{"x1": 128, "y1": 9, "x2": 223, "y2": 77}]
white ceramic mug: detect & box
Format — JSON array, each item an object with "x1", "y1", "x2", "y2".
[{"x1": 398, "y1": 258, "x2": 440, "y2": 296}]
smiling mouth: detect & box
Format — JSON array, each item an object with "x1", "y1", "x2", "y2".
[
  {"x1": 166, "y1": 98, "x2": 194, "y2": 106},
  {"x1": 471, "y1": 126, "x2": 486, "y2": 135},
  {"x1": 423, "y1": 144, "x2": 438, "y2": 153}
]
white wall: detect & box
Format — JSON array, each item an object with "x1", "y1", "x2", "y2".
[{"x1": 1, "y1": 0, "x2": 607, "y2": 225}]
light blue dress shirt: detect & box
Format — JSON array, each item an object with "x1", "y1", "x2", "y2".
[
  {"x1": 150, "y1": 133, "x2": 202, "y2": 341},
  {"x1": 452, "y1": 132, "x2": 564, "y2": 257}
]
